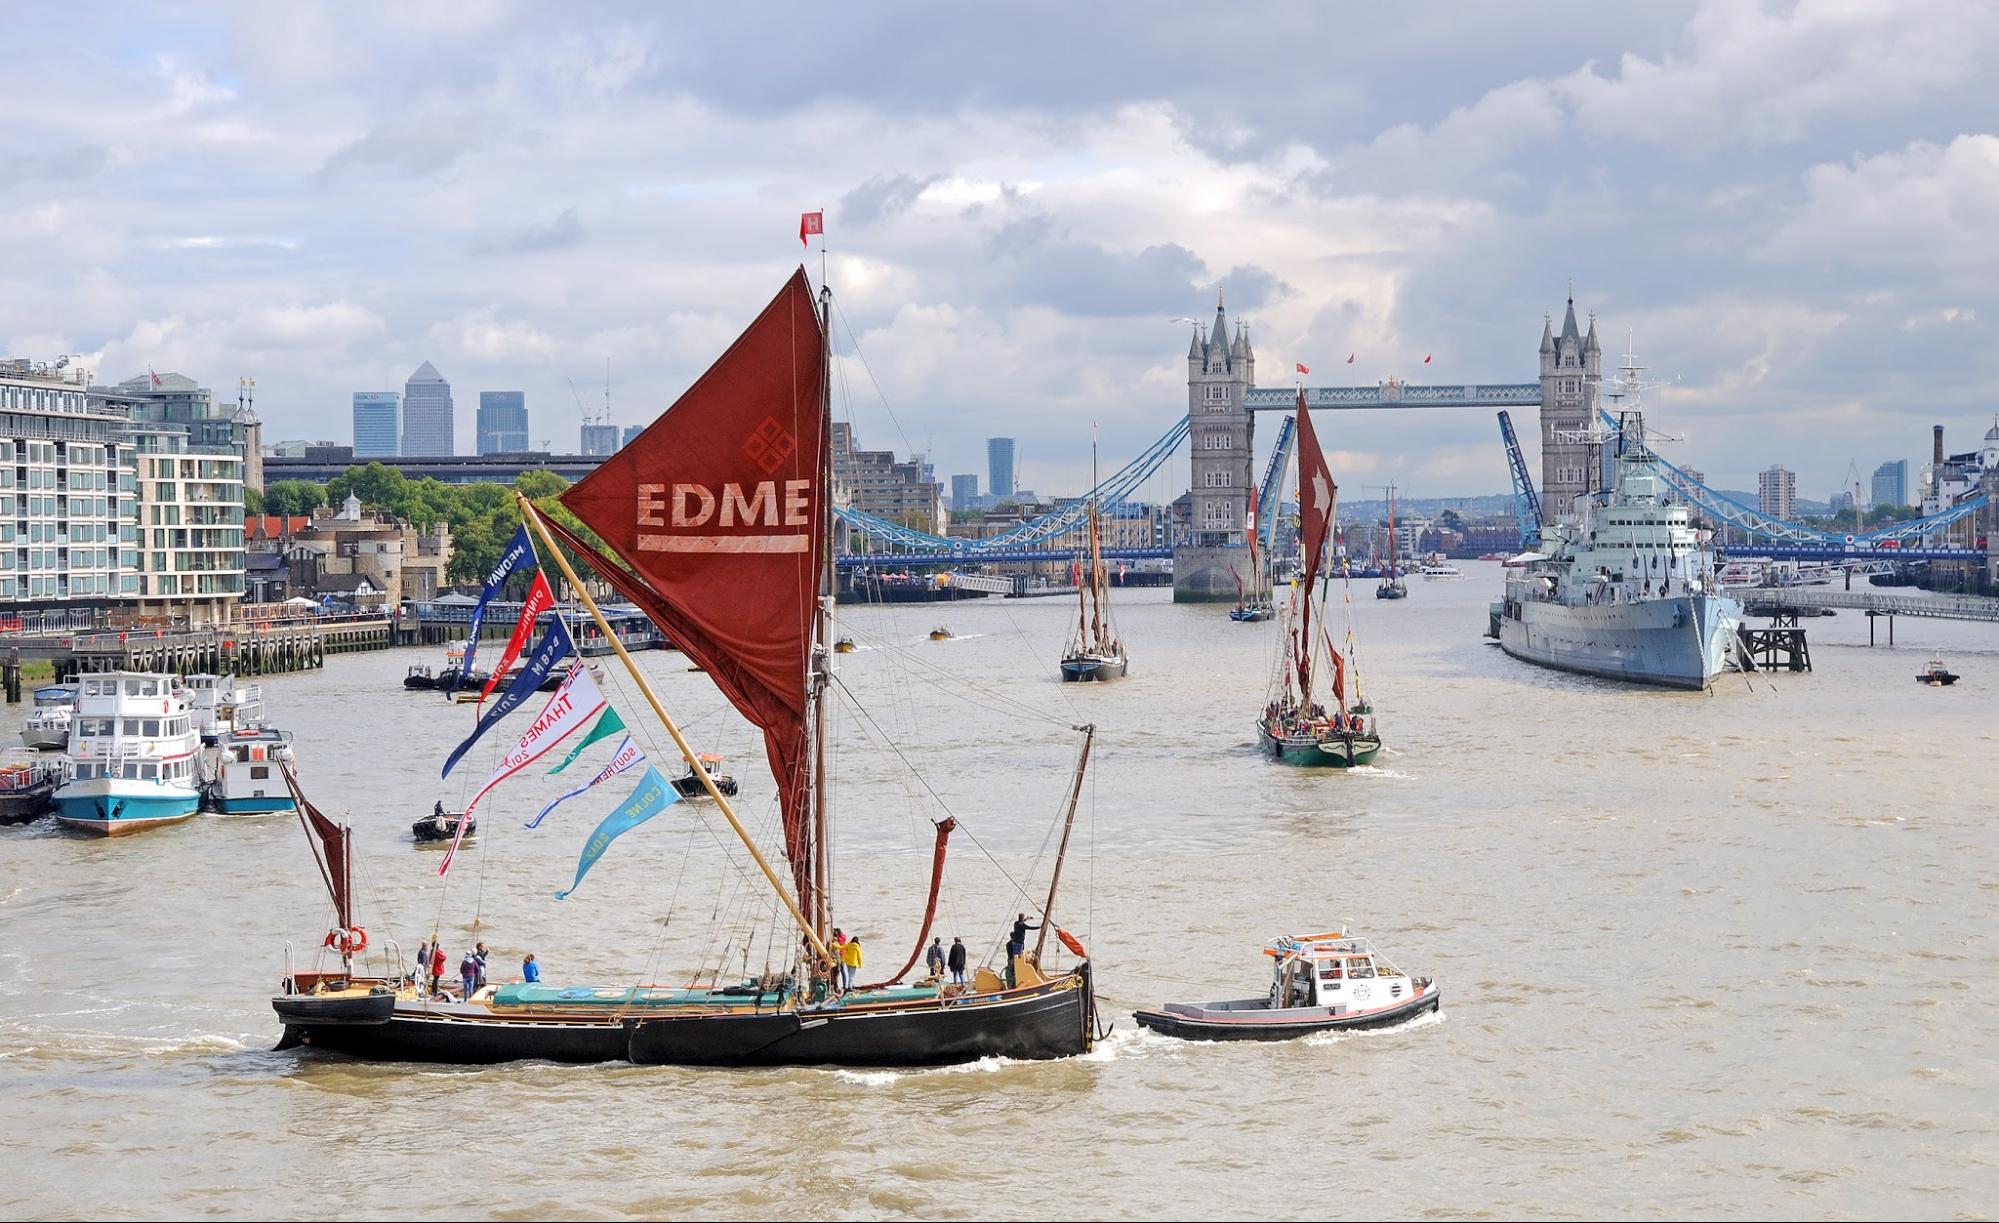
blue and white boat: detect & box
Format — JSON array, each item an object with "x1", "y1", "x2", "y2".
[
  {"x1": 52, "y1": 672, "x2": 202, "y2": 836},
  {"x1": 207, "y1": 726, "x2": 296, "y2": 814},
  {"x1": 19, "y1": 684, "x2": 75, "y2": 751},
  {"x1": 1493, "y1": 364, "x2": 1741, "y2": 690}
]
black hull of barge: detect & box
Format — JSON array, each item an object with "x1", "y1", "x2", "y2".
[{"x1": 277, "y1": 970, "x2": 1094, "y2": 1067}]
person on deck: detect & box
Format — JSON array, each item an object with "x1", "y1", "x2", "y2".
[
  {"x1": 827, "y1": 929, "x2": 847, "y2": 995},
  {"x1": 925, "y1": 937, "x2": 946, "y2": 979},
  {"x1": 416, "y1": 938, "x2": 431, "y2": 988},
  {"x1": 522, "y1": 953, "x2": 539, "y2": 984},
  {"x1": 429, "y1": 942, "x2": 447, "y2": 995},
  {"x1": 472, "y1": 942, "x2": 490, "y2": 991},
  {"x1": 459, "y1": 951, "x2": 479, "y2": 1001},
  {"x1": 433, "y1": 800, "x2": 445, "y2": 820},
  {"x1": 840, "y1": 936, "x2": 863, "y2": 990},
  {"x1": 948, "y1": 937, "x2": 968, "y2": 986},
  {"x1": 1006, "y1": 913, "x2": 1040, "y2": 987}
]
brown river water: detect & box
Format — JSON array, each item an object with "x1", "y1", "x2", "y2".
[{"x1": 2, "y1": 565, "x2": 1995, "y2": 1220}]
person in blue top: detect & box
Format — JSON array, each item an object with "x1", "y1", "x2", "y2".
[{"x1": 522, "y1": 953, "x2": 540, "y2": 984}]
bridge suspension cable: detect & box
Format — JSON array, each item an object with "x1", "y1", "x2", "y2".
[
  {"x1": 835, "y1": 415, "x2": 1191, "y2": 554},
  {"x1": 1596, "y1": 409, "x2": 1988, "y2": 548}
]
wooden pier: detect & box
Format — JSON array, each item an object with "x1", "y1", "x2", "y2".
[{"x1": 1736, "y1": 617, "x2": 1812, "y2": 672}]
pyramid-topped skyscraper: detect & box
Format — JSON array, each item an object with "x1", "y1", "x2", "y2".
[{"x1": 401, "y1": 360, "x2": 454, "y2": 456}]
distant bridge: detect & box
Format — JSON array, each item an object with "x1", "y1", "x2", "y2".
[
  {"x1": 837, "y1": 547, "x2": 1170, "y2": 568},
  {"x1": 1717, "y1": 543, "x2": 1984, "y2": 562},
  {"x1": 1244, "y1": 383, "x2": 1541, "y2": 411}
]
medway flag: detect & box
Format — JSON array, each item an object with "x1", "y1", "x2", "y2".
[
  {"x1": 549, "y1": 707, "x2": 626, "y2": 775},
  {"x1": 451, "y1": 523, "x2": 535, "y2": 694},
  {"x1": 479, "y1": 570, "x2": 555, "y2": 704},
  {"x1": 556, "y1": 765, "x2": 679, "y2": 899},
  {"x1": 526, "y1": 734, "x2": 645, "y2": 829},
  {"x1": 799, "y1": 210, "x2": 823, "y2": 245},
  {"x1": 442, "y1": 617, "x2": 576, "y2": 779},
  {"x1": 441, "y1": 663, "x2": 608, "y2": 875}
]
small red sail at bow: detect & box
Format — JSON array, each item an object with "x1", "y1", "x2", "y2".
[{"x1": 557, "y1": 269, "x2": 826, "y2": 904}]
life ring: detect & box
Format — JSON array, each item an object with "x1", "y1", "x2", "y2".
[{"x1": 323, "y1": 926, "x2": 368, "y2": 954}]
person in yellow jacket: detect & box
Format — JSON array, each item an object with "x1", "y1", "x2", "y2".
[{"x1": 840, "y1": 935, "x2": 863, "y2": 990}]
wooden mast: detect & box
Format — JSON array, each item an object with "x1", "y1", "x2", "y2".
[
  {"x1": 1033, "y1": 723, "x2": 1094, "y2": 964},
  {"x1": 811, "y1": 284, "x2": 834, "y2": 942},
  {"x1": 517, "y1": 495, "x2": 833, "y2": 966},
  {"x1": 1086, "y1": 433, "x2": 1104, "y2": 649}
]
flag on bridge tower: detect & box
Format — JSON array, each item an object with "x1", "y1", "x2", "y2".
[
  {"x1": 1295, "y1": 363, "x2": 1310, "y2": 375},
  {"x1": 1423, "y1": 354, "x2": 1432, "y2": 364},
  {"x1": 1346, "y1": 353, "x2": 1355, "y2": 364}
]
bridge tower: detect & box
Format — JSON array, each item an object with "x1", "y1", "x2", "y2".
[
  {"x1": 1538, "y1": 289, "x2": 1601, "y2": 521},
  {"x1": 1174, "y1": 292, "x2": 1257, "y2": 602}
]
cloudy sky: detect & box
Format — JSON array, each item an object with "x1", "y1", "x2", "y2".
[{"x1": 4, "y1": 0, "x2": 1996, "y2": 502}]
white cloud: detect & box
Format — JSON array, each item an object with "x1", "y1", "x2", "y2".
[{"x1": 1765, "y1": 134, "x2": 1999, "y2": 274}]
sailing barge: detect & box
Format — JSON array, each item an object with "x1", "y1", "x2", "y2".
[
  {"x1": 272, "y1": 270, "x2": 1099, "y2": 1067},
  {"x1": 1060, "y1": 437, "x2": 1128, "y2": 682}
]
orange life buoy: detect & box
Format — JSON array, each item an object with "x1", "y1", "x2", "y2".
[{"x1": 323, "y1": 926, "x2": 368, "y2": 954}]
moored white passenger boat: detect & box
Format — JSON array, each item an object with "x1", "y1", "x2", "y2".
[
  {"x1": 1420, "y1": 564, "x2": 1464, "y2": 580},
  {"x1": 53, "y1": 672, "x2": 202, "y2": 836},
  {"x1": 19, "y1": 685, "x2": 74, "y2": 751},
  {"x1": 208, "y1": 727, "x2": 297, "y2": 813},
  {"x1": 1135, "y1": 931, "x2": 1439, "y2": 1041},
  {"x1": 183, "y1": 673, "x2": 263, "y2": 744}
]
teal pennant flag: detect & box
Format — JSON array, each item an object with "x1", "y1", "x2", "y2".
[
  {"x1": 555, "y1": 765, "x2": 679, "y2": 900},
  {"x1": 549, "y1": 707, "x2": 626, "y2": 775}
]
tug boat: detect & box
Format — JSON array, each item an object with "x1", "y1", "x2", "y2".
[
  {"x1": 208, "y1": 727, "x2": 297, "y2": 813},
  {"x1": 671, "y1": 753, "x2": 739, "y2": 799},
  {"x1": 833, "y1": 637, "x2": 857, "y2": 654},
  {"x1": 1917, "y1": 656, "x2": 1959, "y2": 686},
  {"x1": 0, "y1": 758, "x2": 59, "y2": 824},
  {"x1": 18, "y1": 685, "x2": 74, "y2": 751},
  {"x1": 929, "y1": 626, "x2": 954, "y2": 641},
  {"x1": 1134, "y1": 931, "x2": 1439, "y2": 1042}
]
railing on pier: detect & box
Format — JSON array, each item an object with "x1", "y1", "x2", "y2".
[{"x1": 1738, "y1": 588, "x2": 1999, "y2": 623}]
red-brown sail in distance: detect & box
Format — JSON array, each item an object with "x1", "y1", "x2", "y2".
[
  {"x1": 1293, "y1": 388, "x2": 1339, "y2": 692},
  {"x1": 557, "y1": 269, "x2": 825, "y2": 903}
]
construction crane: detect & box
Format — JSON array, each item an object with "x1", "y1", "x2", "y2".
[{"x1": 1497, "y1": 410, "x2": 1543, "y2": 549}]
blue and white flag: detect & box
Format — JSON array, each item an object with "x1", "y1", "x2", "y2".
[
  {"x1": 556, "y1": 765, "x2": 679, "y2": 899},
  {"x1": 525, "y1": 735, "x2": 645, "y2": 829},
  {"x1": 449, "y1": 523, "x2": 535, "y2": 694},
  {"x1": 442, "y1": 617, "x2": 576, "y2": 778}
]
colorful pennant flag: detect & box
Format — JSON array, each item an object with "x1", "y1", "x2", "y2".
[
  {"x1": 556, "y1": 765, "x2": 680, "y2": 899},
  {"x1": 442, "y1": 617, "x2": 576, "y2": 779},
  {"x1": 526, "y1": 735, "x2": 645, "y2": 829},
  {"x1": 479, "y1": 571, "x2": 555, "y2": 704},
  {"x1": 799, "y1": 210, "x2": 823, "y2": 245},
  {"x1": 450, "y1": 524, "x2": 535, "y2": 694},
  {"x1": 440, "y1": 662, "x2": 607, "y2": 875},
  {"x1": 549, "y1": 707, "x2": 626, "y2": 775}
]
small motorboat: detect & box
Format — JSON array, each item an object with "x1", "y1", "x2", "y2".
[
  {"x1": 671, "y1": 754, "x2": 740, "y2": 800},
  {"x1": 0, "y1": 759, "x2": 59, "y2": 825},
  {"x1": 834, "y1": 638, "x2": 857, "y2": 654},
  {"x1": 1229, "y1": 603, "x2": 1273, "y2": 623},
  {"x1": 413, "y1": 809, "x2": 476, "y2": 846},
  {"x1": 403, "y1": 664, "x2": 436, "y2": 691},
  {"x1": 1135, "y1": 931, "x2": 1439, "y2": 1042},
  {"x1": 1917, "y1": 656, "x2": 1959, "y2": 686},
  {"x1": 929, "y1": 626, "x2": 953, "y2": 641}
]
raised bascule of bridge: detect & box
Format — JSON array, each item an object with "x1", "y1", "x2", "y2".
[{"x1": 833, "y1": 290, "x2": 1993, "y2": 598}]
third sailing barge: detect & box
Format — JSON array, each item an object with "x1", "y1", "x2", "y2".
[{"x1": 272, "y1": 271, "x2": 1098, "y2": 1066}]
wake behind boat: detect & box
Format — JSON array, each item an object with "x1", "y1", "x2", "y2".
[{"x1": 1135, "y1": 931, "x2": 1439, "y2": 1042}]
